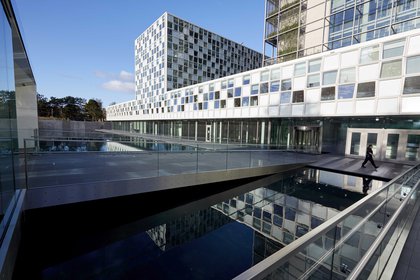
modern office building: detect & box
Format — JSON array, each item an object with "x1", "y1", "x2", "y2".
[
  {"x1": 135, "y1": 12, "x2": 263, "y2": 103},
  {"x1": 264, "y1": 0, "x2": 420, "y2": 65},
  {"x1": 107, "y1": 27, "x2": 420, "y2": 162}
]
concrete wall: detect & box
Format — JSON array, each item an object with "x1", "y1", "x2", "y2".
[
  {"x1": 38, "y1": 119, "x2": 111, "y2": 139},
  {"x1": 15, "y1": 84, "x2": 38, "y2": 149}
]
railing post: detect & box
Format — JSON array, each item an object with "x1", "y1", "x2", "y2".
[
  {"x1": 24, "y1": 139, "x2": 28, "y2": 189},
  {"x1": 196, "y1": 143, "x2": 199, "y2": 173},
  {"x1": 156, "y1": 141, "x2": 159, "y2": 177}
]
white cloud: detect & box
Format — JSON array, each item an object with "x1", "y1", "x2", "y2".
[
  {"x1": 102, "y1": 80, "x2": 135, "y2": 93},
  {"x1": 96, "y1": 70, "x2": 135, "y2": 93},
  {"x1": 119, "y1": 70, "x2": 134, "y2": 81}
]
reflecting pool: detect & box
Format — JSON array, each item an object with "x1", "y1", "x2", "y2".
[{"x1": 15, "y1": 168, "x2": 384, "y2": 279}]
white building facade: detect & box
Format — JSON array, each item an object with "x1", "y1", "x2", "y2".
[
  {"x1": 135, "y1": 13, "x2": 263, "y2": 103},
  {"x1": 109, "y1": 13, "x2": 420, "y2": 163}
]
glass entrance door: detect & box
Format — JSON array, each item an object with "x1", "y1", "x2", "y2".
[
  {"x1": 346, "y1": 128, "x2": 420, "y2": 162},
  {"x1": 292, "y1": 126, "x2": 320, "y2": 152}
]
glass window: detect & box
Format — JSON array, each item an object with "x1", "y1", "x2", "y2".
[
  {"x1": 357, "y1": 82, "x2": 375, "y2": 98},
  {"x1": 338, "y1": 84, "x2": 355, "y2": 99},
  {"x1": 406, "y1": 135, "x2": 420, "y2": 161},
  {"x1": 214, "y1": 100, "x2": 220, "y2": 109},
  {"x1": 243, "y1": 75, "x2": 251, "y2": 85},
  {"x1": 209, "y1": 92, "x2": 214, "y2": 100},
  {"x1": 339, "y1": 68, "x2": 356, "y2": 83},
  {"x1": 250, "y1": 96, "x2": 258, "y2": 106},
  {"x1": 203, "y1": 93, "x2": 208, "y2": 101},
  {"x1": 403, "y1": 76, "x2": 420, "y2": 94},
  {"x1": 203, "y1": 102, "x2": 208, "y2": 109},
  {"x1": 386, "y1": 134, "x2": 399, "y2": 159},
  {"x1": 321, "y1": 87, "x2": 335, "y2": 100},
  {"x1": 270, "y1": 80, "x2": 280, "y2": 92},
  {"x1": 323, "y1": 71, "x2": 337, "y2": 85},
  {"x1": 221, "y1": 100, "x2": 226, "y2": 108},
  {"x1": 307, "y1": 74, "x2": 320, "y2": 87},
  {"x1": 221, "y1": 81, "x2": 227, "y2": 89},
  {"x1": 360, "y1": 45, "x2": 379, "y2": 64},
  {"x1": 199, "y1": 86, "x2": 203, "y2": 93},
  {"x1": 271, "y1": 68, "x2": 281, "y2": 80},
  {"x1": 209, "y1": 83, "x2": 214, "y2": 91},
  {"x1": 261, "y1": 71, "x2": 269, "y2": 82},
  {"x1": 350, "y1": 132, "x2": 361, "y2": 155},
  {"x1": 215, "y1": 91, "x2": 220, "y2": 99},
  {"x1": 251, "y1": 84, "x2": 259, "y2": 95},
  {"x1": 234, "y1": 98, "x2": 241, "y2": 107},
  {"x1": 294, "y1": 62, "x2": 306, "y2": 76},
  {"x1": 406, "y1": 56, "x2": 420, "y2": 75},
  {"x1": 281, "y1": 79, "x2": 292, "y2": 91},
  {"x1": 260, "y1": 82, "x2": 269, "y2": 94},
  {"x1": 280, "y1": 92, "x2": 291, "y2": 104},
  {"x1": 308, "y1": 59, "x2": 321, "y2": 73},
  {"x1": 383, "y1": 39, "x2": 405, "y2": 59},
  {"x1": 234, "y1": 87, "x2": 241, "y2": 97},
  {"x1": 242, "y1": 96, "x2": 249, "y2": 106},
  {"x1": 227, "y1": 88, "x2": 234, "y2": 98},
  {"x1": 380, "y1": 59, "x2": 402, "y2": 78},
  {"x1": 292, "y1": 90, "x2": 304, "y2": 103},
  {"x1": 228, "y1": 79, "x2": 234, "y2": 88}
]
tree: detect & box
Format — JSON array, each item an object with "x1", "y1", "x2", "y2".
[
  {"x1": 84, "y1": 99, "x2": 104, "y2": 121},
  {"x1": 37, "y1": 93, "x2": 50, "y2": 117}
]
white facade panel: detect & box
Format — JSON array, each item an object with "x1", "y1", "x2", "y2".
[
  {"x1": 355, "y1": 100, "x2": 375, "y2": 115},
  {"x1": 306, "y1": 89, "x2": 321, "y2": 103},
  {"x1": 407, "y1": 35, "x2": 420, "y2": 56},
  {"x1": 401, "y1": 96, "x2": 420, "y2": 113},
  {"x1": 305, "y1": 103, "x2": 320, "y2": 115},
  {"x1": 292, "y1": 104, "x2": 304, "y2": 116},
  {"x1": 336, "y1": 101, "x2": 354, "y2": 115},
  {"x1": 320, "y1": 102, "x2": 336, "y2": 116},
  {"x1": 378, "y1": 79, "x2": 402, "y2": 98},
  {"x1": 294, "y1": 77, "x2": 306, "y2": 90},
  {"x1": 341, "y1": 50, "x2": 358, "y2": 68},
  {"x1": 282, "y1": 65, "x2": 293, "y2": 79},
  {"x1": 323, "y1": 54, "x2": 339, "y2": 71},
  {"x1": 279, "y1": 105, "x2": 291, "y2": 116},
  {"x1": 377, "y1": 98, "x2": 399, "y2": 114},
  {"x1": 358, "y1": 64, "x2": 379, "y2": 82}
]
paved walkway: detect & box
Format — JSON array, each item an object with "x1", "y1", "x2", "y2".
[{"x1": 306, "y1": 155, "x2": 413, "y2": 181}]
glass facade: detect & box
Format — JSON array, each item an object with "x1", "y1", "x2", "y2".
[
  {"x1": 264, "y1": 0, "x2": 420, "y2": 65},
  {"x1": 0, "y1": 1, "x2": 17, "y2": 218},
  {"x1": 111, "y1": 116, "x2": 420, "y2": 157}
]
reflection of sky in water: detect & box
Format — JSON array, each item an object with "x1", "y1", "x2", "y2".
[{"x1": 41, "y1": 168, "x2": 384, "y2": 279}]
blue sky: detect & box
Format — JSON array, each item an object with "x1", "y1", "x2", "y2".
[{"x1": 14, "y1": 0, "x2": 264, "y2": 106}]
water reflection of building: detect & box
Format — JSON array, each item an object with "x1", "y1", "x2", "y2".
[
  {"x1": 146, "y1": 209, "x2": 232, "y2": 251},
  {"x1": 145, "y1": 169, "x2": 382, "y2": 277}
]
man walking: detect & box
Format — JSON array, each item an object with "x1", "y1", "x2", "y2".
[{"x1": 361, "y1": 144, "x2": 378, "y2": 170}]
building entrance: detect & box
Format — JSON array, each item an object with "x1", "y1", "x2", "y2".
[
  {"x1": 345, "y1": 128, "x2": 420, "y2": 162},
  {"x1": 292, "y1": 126, "x2": 321, "y2": 153}
]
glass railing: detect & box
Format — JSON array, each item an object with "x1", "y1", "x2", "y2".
[
  {"x1": 21, "y1": 138, "x2": 318, "y2": 189},
  {"x1": 233, "y1": 163, "x2": 420, "y2": 279}
]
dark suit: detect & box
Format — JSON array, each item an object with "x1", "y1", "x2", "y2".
[{"x1": 362, "y1": 147, "x2": 377, "y2": 168}]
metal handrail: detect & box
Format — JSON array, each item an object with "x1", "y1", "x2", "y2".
[
  {"x1": 348, "y1": 179, "x2": 420, "y2": 279},
  {"x1": 233, "y1": 163, "x2": 420, "y2": 280}
]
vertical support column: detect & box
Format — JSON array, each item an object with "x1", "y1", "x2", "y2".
[
  {"x1": 195, "y1": 121, "x2": 198, "y2": 142},
  {"x1": 261, "y1": 121, "x2": 265, "y2": 145},
  {"x1": 219, "y1": 121, "x2": 222, "y2": 144}
]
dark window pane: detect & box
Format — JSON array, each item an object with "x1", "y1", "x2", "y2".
[
  {"x1": 403, "y1": 76, "x2": 420, "y2": 94},
  {"x1": 357, "y1": 82, "x2": 375, "y2": 98},
  {"x1": 321, "y1": 87, "x2": 335, "y2": 100},
  {"x1": 292, "y1": 90, "x2": 304, "y2": 103}
]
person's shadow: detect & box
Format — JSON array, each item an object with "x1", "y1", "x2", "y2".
[{"x1": 362, "y1": 177, "x2": 373, "y2": 194}]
